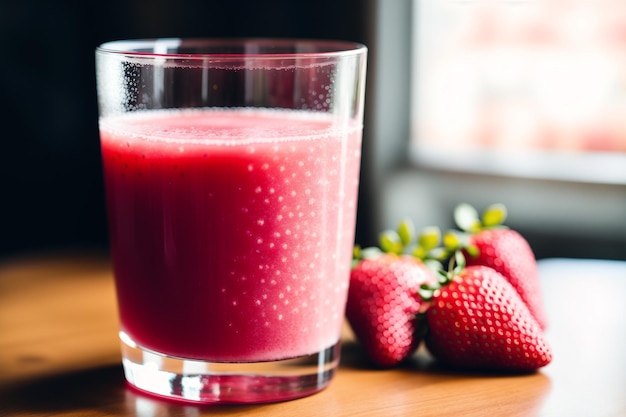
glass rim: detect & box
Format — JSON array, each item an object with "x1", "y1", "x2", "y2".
[{"x1": 96, "y1": 38, "x2": 367, "y2": 60}]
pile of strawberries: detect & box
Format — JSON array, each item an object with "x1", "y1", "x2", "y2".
[{"x1": 345, "y1": 203, "x2": 552, "y2": 372}]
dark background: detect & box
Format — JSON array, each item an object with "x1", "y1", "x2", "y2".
[
  {"x1": 3, "y1": 1, "x2": 624, "y2": 263},
  {"x1": 0, "y1": 0, "x2": 373, "y2": 259}
]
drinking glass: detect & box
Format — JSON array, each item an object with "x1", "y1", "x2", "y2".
[{"x1": 95, "y1": 38, "x2": 367, "y2": 404}]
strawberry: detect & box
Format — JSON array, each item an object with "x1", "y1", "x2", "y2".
[
  {"x1": 345, "y1": 220, "x2": 440, "y2": 367},
  {"x1": 451, "y1": 203, "x2": 548, "y2": 329},
  {"x1": 346, "y1": 254, "x2": 434, "y2": 367},
  {"x1": 420, "y1": 258, "x2": 552, "y2": 372}
]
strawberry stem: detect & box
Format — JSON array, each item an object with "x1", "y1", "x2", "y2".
[
  {"x1": 417, "y1": 250, "x2": 466, "y2": 302},
  {"x1": 352, "y1": 218, "x2": 447, "y2": 271},
  {"x1": 454, "y1": 203, "x2": 509, "y2": 232}
]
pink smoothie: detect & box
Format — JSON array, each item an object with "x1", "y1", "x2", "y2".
[{"x1": 99, "y1": 108, "x2": 361, "y2": 362}]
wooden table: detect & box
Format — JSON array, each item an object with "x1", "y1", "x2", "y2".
[{"x1": 1, "y1": 251, "x2": 625, "y2": 416}]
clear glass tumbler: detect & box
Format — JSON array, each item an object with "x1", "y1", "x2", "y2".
[{"x1": 95, "y1": 39, "x2": 367, "y2": 404}]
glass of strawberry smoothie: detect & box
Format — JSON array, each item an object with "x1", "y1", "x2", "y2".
[{"x1": 95, "y1": 39, "x2": 367, "y2": 404}]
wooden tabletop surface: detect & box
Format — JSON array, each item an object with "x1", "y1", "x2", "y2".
[{"x1": 1, "y1": 251, "x2": 625, "y2": 417}]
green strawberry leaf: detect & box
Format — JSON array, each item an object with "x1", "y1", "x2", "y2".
[
  {"x1": 424, "y1": 258, "x2": 444, "y2": 274},
  {"x1": 411, "y1": 245, "x2": 427, "y2": 260},
  {"x1": 397, "y1": 219, "x2": 415, "y2": 247},
  {"x1": 418, "y1": 286, "x2": 435, "y2": 301},
  {"x1": 454, "y1": 203, "x2": 481, "y2": 233},
  {"x1": 453, "y1": 250, "x2": 466, "y2": 275},
  {"x1": 482, "y1": 203, "x2": 507, "y2": 228},
  {"x1": 427, "y1": 247, "x2": 449, "y2": 262},
  {"x1": 360, "y1": 246, "x2": 384, "y2": 259},
  {"x1": 418, "y1": 226, "x2": 441, "y2": 251},
  {"x1": 379, "y1": 230, "x2": 403, "y2": 254},
  {"x1": 443, "y1": 230, "x2": 462, "y2": 251},
  {"x1": 465, "y1": 244, "x2": 480, "y2": 258}
]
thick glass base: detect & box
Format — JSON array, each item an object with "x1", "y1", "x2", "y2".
[{"x1": 119, "y1": 332, "x2": 341, "y2": 404}]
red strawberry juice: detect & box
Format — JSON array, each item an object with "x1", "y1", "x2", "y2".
[{"x1": 99, "y1": 108, "x2": 361, "y2": 363}]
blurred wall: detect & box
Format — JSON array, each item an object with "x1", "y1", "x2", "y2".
[{"x1": 0, "y1": 0, "x2": 373, "y2": 259}]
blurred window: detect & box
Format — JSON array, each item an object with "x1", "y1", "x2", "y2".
[{"x1": 411, "y1": 0, "x2": 626, "y2": 184}]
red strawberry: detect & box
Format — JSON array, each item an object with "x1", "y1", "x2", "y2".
[
  {"x1": 346, "y1": 220, "x2": 441, "y2": 367},
  {"x1": 422, "y1": 263, "x2": 552, "y2": 372},
  {"x1": 453, "y1": 203, "x2": 548, "y2": 329},
  {"x1": 346, "y1": 254, "x2": 435, "y2": 367}
]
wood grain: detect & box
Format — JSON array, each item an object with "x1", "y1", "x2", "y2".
[{"x1": 1, "y1": 253, "x2": 624, "y2": 416}]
